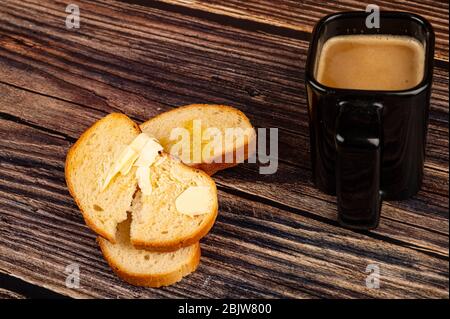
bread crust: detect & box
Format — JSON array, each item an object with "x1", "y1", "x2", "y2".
[
  {"x1": 140, "y1": 104, "x2": 257, "y2": 176},
  {"x1": 131, "y1": 167, "x2": 219, "y2": 252},
  {"x1": 65, "y1": 113, "x2": 141, "y2": 243},
  {"x1": 98, "y1": 239, "x2": 201, "y2": 287}
]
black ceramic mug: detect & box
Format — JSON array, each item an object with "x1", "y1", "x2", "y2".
[{"x1": 305, "y1": 12, "x2": 435, "y2": 230}]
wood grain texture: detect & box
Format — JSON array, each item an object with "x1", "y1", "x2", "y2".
[
  {"x1": 154, "y1": 0, "x2": 449, "y2": 62},
  {"x1": 0, "y1": 0, "x2": 448, "y2": 298},
  {"x1": 0, "y1": 117, "x2": 448, "y2": 298},
  {"x1": 0, "y1": 0, "x2": 447, "y2": 252},
  {"x1": 0, "y1": 288, "x2": 26, "y2": 299}
]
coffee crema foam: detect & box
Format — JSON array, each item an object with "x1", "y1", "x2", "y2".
[{"x1": 315, "y1": 35, "x2": 425, "y2": 91}]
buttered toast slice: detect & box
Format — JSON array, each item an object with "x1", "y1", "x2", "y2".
[
  {"x1": 140, "y1": 104, "x2": 256, "y2": 176},
  {"x1": 65, "y1": 113, "x2": 140, "y2": 242},
  {"x1": 130, "y1": 154, "x2": 218, "y2": 251},
  {"x1": 66, "y1": 113, "x2": 218, "y2": 250},
  {"x1": 98, "y1": 218, "x2": 200, "y2": 287}
]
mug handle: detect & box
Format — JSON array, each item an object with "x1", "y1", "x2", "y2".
[{"x1": 335, "y1": 100, "x2": 383, "y2": 230}]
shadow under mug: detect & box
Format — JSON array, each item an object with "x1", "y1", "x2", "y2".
[{"x1": 305, "y1": 11, "x2": 435, "y2": 230}]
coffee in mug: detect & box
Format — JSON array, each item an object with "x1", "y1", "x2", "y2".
[{"x1": 315, "y1": 35, "x2": 425, "y2": 91}]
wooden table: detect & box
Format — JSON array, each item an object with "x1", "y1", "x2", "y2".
[{"x1": 0, "y1": 0, "x2": 448, "y2": 299}]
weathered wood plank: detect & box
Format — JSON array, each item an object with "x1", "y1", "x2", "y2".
[
  {"x1": 0, "y1": 271, "x2": 68, "y2": 298},
  {"x1": 0, "y1": 0, "x2": 448, "y2": 298},
  {"x1": 0, "y1": 119, "x2": 448, "y2": 298},
  {"x1": 0, "y1": 0, "x2": 447, "y2": 167},
  {"x1": 0, "y1": 0, "x2": 447, "y2": 172},
  {"x1": 153, "y1": 0, "x2": 449, "y2": 62},
  {"x1": 0, "y1": 0, "x2": 447, "y2": 254},
  {"x1": 0, "y1": 81, "x2": 448, "y2": 258},
  {"x1": 0, "y1": 288, "x2": 26, "y2": 299}
]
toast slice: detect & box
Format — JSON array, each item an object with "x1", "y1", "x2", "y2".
[
  {"x1": 140, "y1": 104, "x2": 256, "y2": 175},
  {"x1": 130, "y1": 154, "x2": 218, "y2": 251},
  {"x1": 65, "y1": 113, "x2": 140, "y2": 242},
  {"x1": 66, "y1": 113, "x2": 218, "y2": 250},
  {"x1": 98, "y1": 218, "x2": 200, "y2": 287}
]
